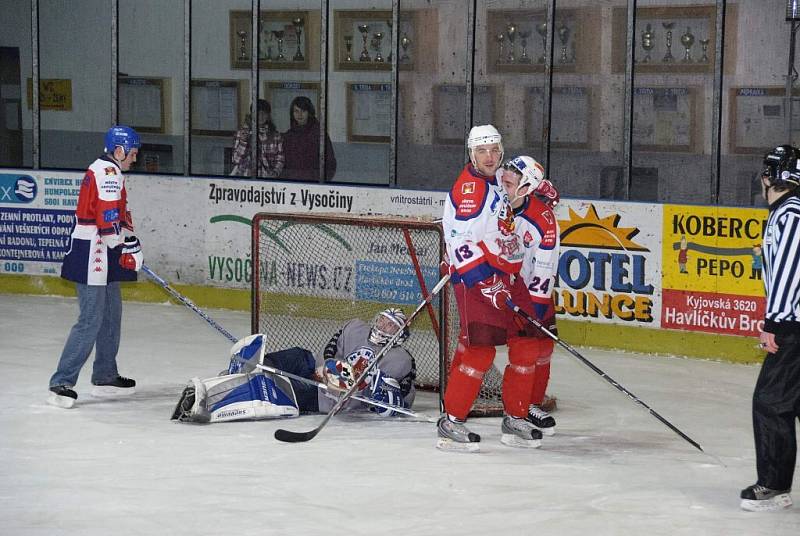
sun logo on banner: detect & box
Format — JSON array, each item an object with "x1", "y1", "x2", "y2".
[{"x1": 558, "y1": 204, "x2": 648, "y2": 252}]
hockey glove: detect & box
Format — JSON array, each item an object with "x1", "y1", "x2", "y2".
[
  {"x1": 367, "y1": 370, "x2": 406, "y2": 417},
  {"x1": 533, "y1": 179, "x2": 560, "y2": 208},
  {"x1": 533, "y1": 300, "x2": 558, "y2": 338},
  {"x1": 476, "y1": 274, "x2": 512, "y2": 311},
  {"x1": 322, "y1": 359, "x2": 357, "y2": 392},
  {"x1": 119, "y1": 236, "x2": 143, "y2": 271}
]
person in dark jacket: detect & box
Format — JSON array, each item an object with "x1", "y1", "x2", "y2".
[{"x1": 281, "y1": 96, "x2": 336, "y2": 181}]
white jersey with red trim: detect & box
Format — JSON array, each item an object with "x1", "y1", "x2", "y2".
[
  {"x1": 514, "y1": 196, "x2": 560, "y2": 307},
  {"x1": 443, "y1": 163, "x2": 526, "y2": 286},
  {"x1": 60, "y1": 155, "x2": 137, "y2": 285}
]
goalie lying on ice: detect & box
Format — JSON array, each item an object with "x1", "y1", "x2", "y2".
[{"x1": 171, "y1": 309, "x2": 416, "y2": 423}]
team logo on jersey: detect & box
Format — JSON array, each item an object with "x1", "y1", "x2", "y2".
[
  {"x1": 497, "y1": 202, "x2": 515, "y2": 236},
  {"x1": 104, "y1": 167, "x2": 116, "y2": 176},
  {"x1": 523, "y1": 231, "x2": 534, "y2": 248},
  {"x1": 495, "y1": 235, "x2": 521, "y2": 258},
  {"x1": 462, "y1": 182, "x2": 476, "y2": 195},
  {"x1": 103, "y1": 208, "x2": 119, "y2": 223}
]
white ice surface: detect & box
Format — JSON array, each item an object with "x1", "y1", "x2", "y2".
[{"x1": 2, "y1": 294, "x2": 799, "y2": 536}]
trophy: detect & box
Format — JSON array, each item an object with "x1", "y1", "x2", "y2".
[
  {"x1": 640, "y1": 23, "x2": 654, "y2": 63},
  {"x1": 518, "y1": 29, "x2": 532, "y2": 64},
  {"x1": 505, "y1": 23, "x2": 517, "y2": 63},
  {"x1": 536, "y1": 22, "x2": 547, "y2": 64},
  {"x1": 272, "y1": 30, "x2": 285, "y2": 61},
  {"x1": 292, "y1": 17, "x2": 305, "y2": 62},
  {"x1": 557, "y1": 23, "x2": 570, "y2": 64},
  {"x1": 496, "y1": 32, "x2": 506, "y2": 64},
  {"x1": 662, "y1": 22, "x2": 675, "y2": 63},
  {"x1": 680, "y1": 27, "x2": 694, "y2": 62},
  {"x1": 400, "y1": 33, "x2": 412, "y2": 62},
  {"x1": 237, "y1": 30, "x2": 248, "y2": 60},
  {"x1": 699, "y1": 38, "x2": 710, "y2": 63},
  {"x1": 358, "y1": 24, "x2": 371, "y2": 62},
  {"x1": 371, "y1": 32, "x2": 385, "y2": 62},
  {"x1": 344, "y1": 35, "x2": 353, "y2": 62}
]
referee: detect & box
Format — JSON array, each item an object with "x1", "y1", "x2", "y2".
[{"x1": 741, "y1": 144, "x2": 800, "y2": 512}]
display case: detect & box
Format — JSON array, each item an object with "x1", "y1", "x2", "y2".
[
  {"x1": 633, "y1": 86, "x2": 701, "y2": 153},
  {"x1": 729, "y1": 87, "x2": 797, "y2": 154},
  {"x1": 190, "y1": 79, "x2": 245, "y2": 136},
  {"x1": 229, "y1": 10, "x2": 312, "y2": 70},
  {"x1": 347, "y1": 82, "x2": 391, "y2": 143},
  {"x1": 118, "y1": 77, "x2": 170, "y2": 134}
]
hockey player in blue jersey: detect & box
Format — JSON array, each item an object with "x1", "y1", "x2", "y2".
[{"x1": 171, "y1": 309, "x2": 415, "y2": 423}]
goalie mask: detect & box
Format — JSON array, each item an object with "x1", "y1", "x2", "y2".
[
  {"x1": 369, "y1": 308, "x2": 410, "y2": 347},
  {"x1": 763, "y1": 144, "x2": 800, "y2": 190},
  {"x1": 503, "y1": 156, "x2": 545, "y2": 201}
]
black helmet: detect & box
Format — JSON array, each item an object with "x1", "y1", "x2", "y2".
[{"x1": 763, "y1": 144, "x2": 800, "y2": 189}]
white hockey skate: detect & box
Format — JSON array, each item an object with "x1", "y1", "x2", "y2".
[
  {"x1": 501, "y1": 416, "x2": 542, "y2": 449},
  {"x1": 740, "y1": 484, "x2": 792, "y2": 512},
  {"x1": 436, "y1": 415, "x2": 481, "y2": 453},
  {"x1": 526, "y1": 404, "x2": 556, "y2": 436},
  {"x1": 47, "y1": 385, "x2": 77, "y2": 409}
]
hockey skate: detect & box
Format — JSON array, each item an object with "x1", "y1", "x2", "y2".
[
  {"x1": 91, "y1": 376, "x2": 136, "y2": 397},
  {"x1": 740, "y1": 484, "x2": 792, "y2": 512},
  {"x1": 501, "y1": 416, "x2": 543, "y2": 448},
  {"x1": 47, "y1": 385, "x2": 77, "y2": 409},
  {"x1": 436, "y1": 415, "x2": 481, "y2": 453},
  {"x1": 526, "y1": 404, "x2": 556, "y2": 436}
]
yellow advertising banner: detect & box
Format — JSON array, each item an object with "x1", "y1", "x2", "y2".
[
  {"x1": 661, "y1": 204, "x2": 768, "y2": 336},
  {"x1": 26, "y1": 79, "x2": 72, "y2": 111}
]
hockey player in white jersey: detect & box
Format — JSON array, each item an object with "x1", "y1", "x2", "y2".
[{"x1": 171, "y1": 309, "x2": 415, "y2": 422}]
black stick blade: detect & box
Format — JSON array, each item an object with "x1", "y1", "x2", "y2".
[{"x1": 274, "y1": 428, "x2": 319, "y2": 443}]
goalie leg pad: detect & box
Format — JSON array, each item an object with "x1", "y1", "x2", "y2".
[
  {"x1": 227, "y1": 334, "x2": 267, "y2": 374},
  {"x1": 206, "y1": 372, "x2": 299, "y2": 422},
  {"x1": 171, "y1": 378, "x2": 210, "y2": 423}
]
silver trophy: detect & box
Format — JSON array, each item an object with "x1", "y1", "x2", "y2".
[
  {"x1": 680, "y1": 27, "x2": 694, "y2": 62},
  {"x1": 400, "y1": 33, "x2": 411, "y2": 62},
  {"x1": 272, "y1": 30, "x2": 285, "y2": 61},
  {"x1": 358, "y1": 24, "x2": 371, "y2": 62},
  {"x1": 496, "y1": 32, "x2": 506, "y2": 64},
  {"x1": 557, "y1": 23, "x2": 570, "y2": 64},
  {"x1": 699, "y1": 38, "x2": 710, "y2": 63},
  {"x1": 237, "y1": 30, "x2": 248, "y2": 60},
  {"x1": 536, "y1": 22, "x2": 547, "y2": 64},
  {"x1": 344, "y1": 35, "x2": 353, "y2": 62},
  {"x1": 662, "y1": 22, "x2": 675, "y2": 63},
  {"x1": 518, "y1": 29, "x2": 532, "y2": 64},
  {"x1": 371, "y1": 32, "x2": 385, "y2": 62},
  {"x1": 292, "y1": 18, "x2": 305, "y2": 62},
  {"x1": 640, "y1": 23, "x2": 655, "y2": 63},
  {"x1": 505, "y1": 23, "x2": 517, "y2": 63}
]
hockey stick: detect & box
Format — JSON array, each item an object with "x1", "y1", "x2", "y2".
[
  {"x1": 507, "y1": 299, "x2": 705, "y2": 454},
  {"x1": 274, "y1": 273, "x2": 451, "y2": 443},
  {"x1": 142, "y1": 265, "x2": 421, "y2": 418}
]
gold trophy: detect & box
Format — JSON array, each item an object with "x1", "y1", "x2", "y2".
[
  {"x1": 344, "y1": 35, "x2": 353, "y2": 62},
  {"x1": 358, "y1": 24, "x2": 371, "y2": 62},
  {"x1": 662, "y1": 22, "x2": 675, "y2": 63},
  {"x1": 640, "y1": 23, "x2": 654, "y2": 63},
  {"x1": 372, "y1": 32, "x2": 385, "y2": 62},
  {"x1": 292, "y1": 17, "x2": 305, "y2": 62},
  {"x1": 680, "y1": 27, "x2": 695, "y2": 63}
]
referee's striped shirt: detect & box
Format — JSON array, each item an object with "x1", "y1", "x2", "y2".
[{"x1": 763, "y1": 193, "x2": 800, "y2": 333}]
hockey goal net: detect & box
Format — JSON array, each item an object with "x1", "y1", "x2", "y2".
[{"x1": 251, "y1": 212, "x2": 503, "y2": 416}]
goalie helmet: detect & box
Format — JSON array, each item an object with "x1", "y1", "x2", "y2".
[
  {"x1": 503, "y1": 155, "x2": 545, "y2": 199},
  {"x1": 763, "y1": 144, "x2": 800, "y2": 189},
  {"x1": 467, "y1": 124, "x2": 504, "y2": 169},
  {"x1": 369, "y1": 308, "x2": 410, "y2": 347},
  {"x1": 104, "y1": 125, "x2": 141, "y2": 156}
]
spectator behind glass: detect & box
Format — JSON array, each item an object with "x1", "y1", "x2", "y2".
[
  {"x1": 230, "y1": 99, "x2": 284, "y2": 178},
  {"x1": 281, "y1": 96, "x2": 336, "y2": 181}
]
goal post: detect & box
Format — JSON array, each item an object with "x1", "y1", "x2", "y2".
[{"x1": 250, "y1": 212, "x2": 503, "y2": 416}]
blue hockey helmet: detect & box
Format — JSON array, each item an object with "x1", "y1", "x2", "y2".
[{"x1": 104, "y1": 125, "x2": 141, "y2": 155}]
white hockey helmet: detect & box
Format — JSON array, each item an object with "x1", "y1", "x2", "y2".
[
  {"x1": 503, "y1": 155, "x2": 545, "y2": 199},
  {"x1": 467, "y1": 124, "x2": 504, "y2": 168},
  {"x1": 369, "y1": 308, "x2": 410, "y2": 347}
]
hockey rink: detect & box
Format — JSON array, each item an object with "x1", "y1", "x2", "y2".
[{"x1": 1, "y1": 294, "x2": 799, "y2": 535}]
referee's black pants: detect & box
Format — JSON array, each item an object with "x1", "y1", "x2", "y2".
[{"x1": 752, "y1": 331, "x2": 800, "y2": 491}]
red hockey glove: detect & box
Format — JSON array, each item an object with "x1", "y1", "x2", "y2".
[
  {"x1": 119, "y1": 236, "x2": 143, "y2": 271},
  {"x1": 476, "y1": 274, "x2": 512, "y2": 311},
  {"x1": 534, "y1": 179, "x2": 560, "y2": 208}
]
